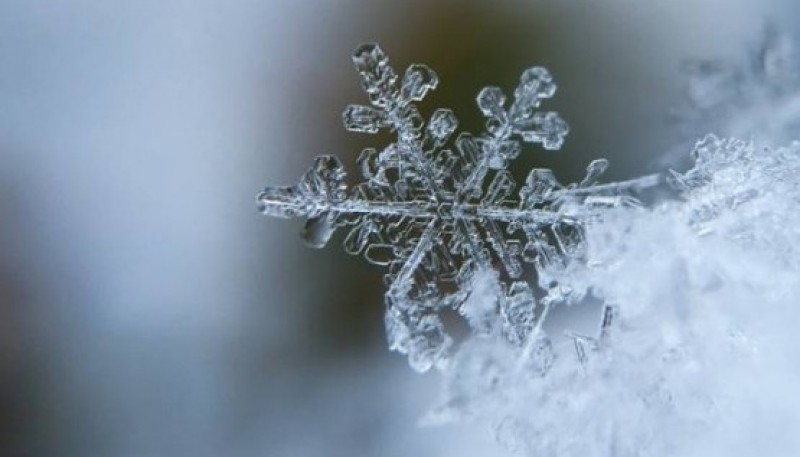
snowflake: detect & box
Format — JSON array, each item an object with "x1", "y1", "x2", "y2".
[{"x1": 257, "y1": 43, "x2": 659, "y2": 372}]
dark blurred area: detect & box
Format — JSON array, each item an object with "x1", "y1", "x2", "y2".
[{"x1": 0, "y1": 0, "x2": 794, "y2": 456}]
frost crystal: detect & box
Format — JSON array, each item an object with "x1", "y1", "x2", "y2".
[{"x1": 258, "y1": 43, "x2": 659, "y2": 373}]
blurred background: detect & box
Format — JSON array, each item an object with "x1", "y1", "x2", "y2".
[{"x1": 0, "y1": 0, "x2": 795, "y2": 456}]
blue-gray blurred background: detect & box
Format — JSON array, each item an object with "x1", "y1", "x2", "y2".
[{"x1": 0, "y1": 1, "x2": 795, "y2": 456}]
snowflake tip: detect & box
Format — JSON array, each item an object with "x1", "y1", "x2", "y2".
[
  {"x1": 515, "y1": 112, "x2": 569, "y2": 149},
  {"x1": 477, "y1": 86, "x2": 508, "y2": 120},
  {"x1": 401, "y1": 63, "x2": 439, "y2": 103},
  {"x1": 428, "y1": 108, "x2": 459, "y2": 142},
  {"x1": 580, "y1": 159, "x2": 610, "y2": 187},
  {"x1": 257, "y1": 186, "x2": 303, "y2": 218},
  {"x1": 352, "y1": 42, "x2": 388, "y2": 74},
  {"x1": 517, "y1": 66, "x2": 557, "y2": 100},
  {"x1": 342, "y1": 104, "x2": 386, "y2": 133}
]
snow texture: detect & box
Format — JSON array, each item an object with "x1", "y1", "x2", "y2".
[{"x1": 413, "y1": 134, "x2": 800, "y2": 456}]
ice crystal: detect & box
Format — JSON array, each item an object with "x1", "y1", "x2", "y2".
[
  {"x1": 258, "y1": 43, "x2": 659, "y2": 373},
  {"x1": 670, "y1": 134, "x2": 800, "y2": 260},
  {"x1": 256, "y1": 42, "x2": 800, "y2": 456}
]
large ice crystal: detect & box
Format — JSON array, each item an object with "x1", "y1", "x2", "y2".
[
  {"x1": 258, "y1": 43, "x2": 659, "y2": 373},
  {"x1": 257, "y1": 42, "x2": 800, "y2": 456}
]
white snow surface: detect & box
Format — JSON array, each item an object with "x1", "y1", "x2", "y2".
[{"x1": 436, "y1": 135, "x2": 800, "y2": 456}]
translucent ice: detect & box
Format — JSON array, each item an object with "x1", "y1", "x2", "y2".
[{"x1": 257, "y1": 43, "x2": 659, "y2": 373}]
